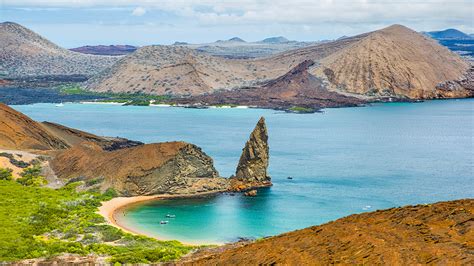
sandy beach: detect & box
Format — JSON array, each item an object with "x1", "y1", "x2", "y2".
[{"x1": 97, "y1": 190, "x2": 227, "y2": 243}]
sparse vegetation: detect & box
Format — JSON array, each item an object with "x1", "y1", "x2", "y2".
[
  {"x1": 58, "y1": 84, "x2": 171, "y2": 106},
  {"x1": 288, "y1": 106, "x2": 315, "y2": 113}
]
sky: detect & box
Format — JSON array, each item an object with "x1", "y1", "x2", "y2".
[{"x1": 1, "y1": 0, "x2": 473, "y2": 48}]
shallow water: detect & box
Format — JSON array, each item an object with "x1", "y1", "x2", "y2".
[{"x1": 13, "y1": 99, "x2": 474, "y2": 244}]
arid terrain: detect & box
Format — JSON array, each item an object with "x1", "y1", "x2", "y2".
[
  {"x1": 180, "y1": 199, "x2": 474, "y2": 265},
  {"x1": 2, "y1": 23, "x2": 472, "y2": 110},
  {"x1": 86, "y1": 25, "x2": 473, "y2": 103},
  {"x1": 0, "y1": 22, "x2": 119, "y2": 79}
]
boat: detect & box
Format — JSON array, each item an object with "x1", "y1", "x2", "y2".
[
  {"x1": 55, "y1": 103, "x2": 64, "y2": 107},
  {"x1": 165, "y1": 214, "x2": 176, "y2": 218},
  {"x1": 160, "y1": 220, "x2": 169, "y2": 224},
  {"x1": 287, "y1": 176, "x2": 293, "y2": 180}
]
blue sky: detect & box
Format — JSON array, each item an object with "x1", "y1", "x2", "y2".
[{"x1": 1, "y1": 0, "x2": 473, "y2": 48}]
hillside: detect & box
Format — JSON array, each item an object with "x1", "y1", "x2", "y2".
[
  {"x1": 0, "y1": 22, "x2": 119, "y2": 78},
  {"x1": 70, "y1": 45, "x2": 137, "y2": 56},
  {"x1": 0, "y1": 104, "x2": 68, "y2": 150},
  {"x1": 313, "y1": 25, "x2": 471, "y2": 98},
  {"x1": 174, "y1": 60, "x2": 365, "y2": 111},
  {"x1": 181, "y1": 199, "x2": 474, "y2": 265},
  {"x1": 88, "y1": 24, "x2": 471, "y2": 100},
  {"x1": 86, "y1": 45, "x2": 267, "y2": 95}
]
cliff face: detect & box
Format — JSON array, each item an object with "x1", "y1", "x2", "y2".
[
  {"x1": 235, "y1": 117, "x2": 270, "y2": 183},
  {"x1": 50, "y1": 141, "x2": 227, "y2": 196},
  {"x1": 180, "y1": 199, "x2": 474, "y2": 265}
]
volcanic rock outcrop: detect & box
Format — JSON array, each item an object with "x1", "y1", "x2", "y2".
[
  {"x1": 50, "y1": 141, "x2": 227, "y2": 196},
  {"x1": 235, "y1": 117, "x2": 270, "y2": 182},
  {"x1": 181, "y1": 199, "x2": 474, "y2": 265}
]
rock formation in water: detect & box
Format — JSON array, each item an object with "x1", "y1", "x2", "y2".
[
  {"x1": 230, "y1": 117, "x2": 271, "y2": 191},
  {"x1": 0, "y1": 104, "x2": 271, "y2": 196}
]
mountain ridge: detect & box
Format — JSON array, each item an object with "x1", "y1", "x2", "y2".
[{"x1": 0, "y1": 21, "x2": 119, "y2": 78}]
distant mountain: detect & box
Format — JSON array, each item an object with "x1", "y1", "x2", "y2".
[
  {"x1": 426, "y1": 29, "x2": 471, "y2": 39},
  {"x1": 318, "y1": 24, "x2": 470, "y2": 99},
  {"x1": 70, "y1": 45, "x2": 137, "y2": 56},
  {"x1": 228, "y1": 37, "x2": 245, "y2": 42},
  {"x1": 0, "y1": 22, "x2": 118, "y2": 79},
  {"x1": 173, "y1": 41, "x2": 189, "y2": 45},
  {"x1": 87, "y1": 24, "x2": 472, "y2": 101},
  {"x1": 260, "y1": 36, "x2": 289, "y2": 43}
]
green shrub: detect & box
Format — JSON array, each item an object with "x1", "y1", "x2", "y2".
[
  {"x1": 101, "y1": 188, "x2": 118, "y2": 200},
  {"x1": 0, "y1": 168, "x2": 13, "y2": 181},
  {"x1": 288, "y1": 106, "x2": 315, "y2": 113},
  {"x1": 17, "y1": 165, "x2": 47, "y2": 186},
  {"x1": 0, "y1": 180, "x2": 194, "y2": 263}
]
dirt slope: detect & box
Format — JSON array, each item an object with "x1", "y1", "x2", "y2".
[
  {"x1": 0, "y1": 103, "x2": 68, "y2": 150},
  {"x1": 0, "y1": 22, "x2": 118, "y2": 78},
  {"x1": 316, "y1": 25, "x2": 470, "y2": 98},
  {"x1": 181, "y1": 199, "x2": 474, "y2": 265}
]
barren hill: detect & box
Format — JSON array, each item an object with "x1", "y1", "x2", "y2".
[
  {"x1": 87, "y1": 24, "x2": 472, "y2": 100},
  {"x1": 181, "y1": 199, "x2": 474, "y2": 265},
  {"x1": 315, "y1": 25, "x2": 471, "y2": 98},
  {"x1": 0, "y1": 22, "x2": 119, "y2": 78},
  {"x1": 0, "y1": 103, "x2": 68, "y2": 150},
  {"x1": 0, "y1": 103, "x2": 140, "y2": 151},
  {"x1": 86, "y1": 45, "x2": 266, "y2": 95}
]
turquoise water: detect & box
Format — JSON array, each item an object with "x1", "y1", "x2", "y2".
[{"x1": 13, "y1": 99, "x2": 474, "y2": 244}]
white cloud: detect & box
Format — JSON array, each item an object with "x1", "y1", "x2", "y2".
[
  {"x1": 131, "y1": 6, "x2": 146, "y2": 16},
  {"x1": 4, "y1": 0, "x2": 474, "y2": 33}
]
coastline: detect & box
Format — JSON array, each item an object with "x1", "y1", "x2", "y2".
[{"x1": 97, "y1": 190, "x2": 228, "y2": 245}]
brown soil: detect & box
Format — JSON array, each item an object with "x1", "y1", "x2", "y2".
[
  {"x1": 180, "y1": 199, "x2": 474, "y2": 265},
  {"x1": 0, "y1": 103, "x2": 68, "y2": 150}
]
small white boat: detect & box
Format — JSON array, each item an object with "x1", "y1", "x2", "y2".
[
  {"x1": 166, "y1": 214, "x2": 176, "y2": 218},
  {"x1": 160, "y1": 220, "x2": 169, "y2": 224},
  {"x1": 55, "y1": 103, "x2": 64, "y2": 107}
]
